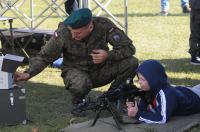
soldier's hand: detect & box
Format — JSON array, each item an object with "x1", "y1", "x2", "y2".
[
  {"x1": 14, "y1": 72, "x2": 30, "y2": 82},
  {"x1": 90, "y1": 49, "x2": 108, "y2": 64}
]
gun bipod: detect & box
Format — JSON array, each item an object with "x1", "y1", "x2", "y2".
[{"x1": 91, "y1": 97, "x2": 123, "y2": 131}]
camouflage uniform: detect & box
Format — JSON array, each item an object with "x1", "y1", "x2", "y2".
[
  {"x1": 189, "y1": 0, "x2": 200, "y2": 58},
  {"x1": 27, "y1": 17, "x2": 138, "y2": 101}
]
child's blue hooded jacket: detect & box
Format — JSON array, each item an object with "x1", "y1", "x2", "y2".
[{"x1": 135, "y1": 60, "x2": 200, "y2": 124}]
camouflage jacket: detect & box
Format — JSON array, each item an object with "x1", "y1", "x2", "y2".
[{"x1": 27, "y1": 17, "x2": 136, "y2": 77}]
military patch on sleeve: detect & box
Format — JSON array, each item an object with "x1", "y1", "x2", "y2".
[{"x1": 113, "y1": 34, "x2": 121, "y2": 42}]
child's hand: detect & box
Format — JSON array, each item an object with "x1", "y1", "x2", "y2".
[
  {"x1": 126, "y1": 101, "x2": 138, "y2": 118},
  {"x1": 126, "y1": 101, "x2": 134, "y2": 107}
]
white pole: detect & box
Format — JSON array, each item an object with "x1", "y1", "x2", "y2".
[
  {"x1": 124, "y1": 0, "x2": 128, "y2": 34},
  {"x1": 30, "y1": 0, "x2": 34, "y2": 29}
]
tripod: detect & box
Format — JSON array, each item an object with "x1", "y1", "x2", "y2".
[{"x1": 91, "y1": 97, "x2": 123, "y2": 131}]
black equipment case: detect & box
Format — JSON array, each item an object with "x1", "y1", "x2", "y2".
[
  {"x1": 0, "y1": 86, "x2": 26, "y2": 125},
  {"x1": 0, "y1": 28, "x2": 54, "y2": 61},
  {"x1": 0, "y1": 28, "x2": 53, "y2": 50}
]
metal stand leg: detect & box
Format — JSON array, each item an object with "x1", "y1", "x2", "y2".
[{"x1": 8, "y1": 19, "x2": 14, "y2": 53}]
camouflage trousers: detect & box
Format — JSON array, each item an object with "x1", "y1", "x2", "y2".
[
  {"x1": 62, "y1": 56, "x2": 138, "y2": 100},
  {"x1": 189, "y1": 10, "x2": 200, "y2": 56}
]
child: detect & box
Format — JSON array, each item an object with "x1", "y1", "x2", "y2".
[{"x1": 126, "y1": 60, "x2": 200, "y2": 124}]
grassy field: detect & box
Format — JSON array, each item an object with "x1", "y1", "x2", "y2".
[{"x1": 0, "y1": 0, "x2": 200, "y2": 131}]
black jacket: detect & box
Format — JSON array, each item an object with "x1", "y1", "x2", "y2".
[{"x1": 190, "y1": 0, "x2": 200, "y2": 10}]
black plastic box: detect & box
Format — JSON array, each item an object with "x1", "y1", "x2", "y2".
[{"x1": 0, "y1": 86, "x2": 26, "y2": 125}]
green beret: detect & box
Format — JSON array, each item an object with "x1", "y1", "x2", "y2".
[{"x1": 64, "y1": 8, "x2": 92, "y2": 29}]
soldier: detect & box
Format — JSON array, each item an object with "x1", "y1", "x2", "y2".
[
  {"x1": 14, "y1": 8, "x2": 138, "y2": 116},
  {"x1": 189, "y1": 0, "x2": 200, "y2": 65}
]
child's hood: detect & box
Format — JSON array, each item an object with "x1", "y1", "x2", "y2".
[{"x1": 137, "y1": 60, "x2": 169, "y2": 95}]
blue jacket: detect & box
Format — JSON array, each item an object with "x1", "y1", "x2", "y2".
[{"x1": 135, "y1": 60, "x2": 200, "y2": 124}]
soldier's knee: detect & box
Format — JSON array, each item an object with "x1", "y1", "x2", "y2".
[
  {"x1": 129, "y1": 56, "x2": 139, "y2": 67},
  {"x1": 67, "y1": 77, "x2": 92, "y2": 96},
  {"x1": 124, "y1": 56, "x2": 139, "y2": 72},
  {"x1": 118, "y1": 56, "x2": 138, "y2": 76}
]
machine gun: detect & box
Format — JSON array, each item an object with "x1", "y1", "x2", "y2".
[{"x1": 77, "y1": 79, "x2": 148, "y2": 131}]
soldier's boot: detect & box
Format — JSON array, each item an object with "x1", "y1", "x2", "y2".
[
  {"x1": 182, "y1": 4, "x2": 191, "y2": 13},
  {"x1": 71, "y1": 97, "x2": 87, "y2": 117}
]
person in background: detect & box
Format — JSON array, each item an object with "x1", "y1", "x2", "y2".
[
  {"x1": 160, "y1": 0, "x2": 190, "y2": 15},
  {"x1": 189, "y1": 0, "x2": 200, "y2": 65},
  {"x1": 127, "y1": 60, "x2": 200, "y2": 123},
  {"x1": 14, "y1": 8, "x2": 138, "y2": 117},
  {"x1": 65, "y1": 0, "x2": 79, "y2": 15},
  {"x1": 53, "y1": 0, "x2": 79, "y2": 67}
]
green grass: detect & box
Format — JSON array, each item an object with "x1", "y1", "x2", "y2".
[{"x1": 0, "y1": 0, "x2": 200, "y2": 131}]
